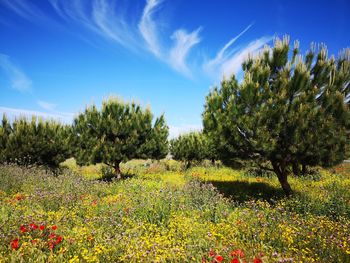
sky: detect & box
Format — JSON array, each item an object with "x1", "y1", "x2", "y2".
[{"x1": 0, "y1": 0, "x2": 349, "y2": 138}]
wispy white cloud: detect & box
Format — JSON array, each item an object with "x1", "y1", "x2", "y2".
[
  {"x1": 205, "y1": 23, "x2": 253, "y2": 71},
  {"x1": 139, "y1": 0, "x2": 163, "y2": 57},
  {"x1": 204, "y1": 23, "x2": 272, "y2": 79},
  {"x1": 138, "y1": 0, "x2": 202, "y2": 75},
  {"x1": 0, "y1": 106, "x2": 74, "y2": 123},
  {"x1": 169, "y1": 28, "x2": 201, "y2": 76},
  {"x1": 168, "y1": 124, "x2": 202, "y2": 139},
  {"x1": 219, "y1": 36, "x2": 272, "y2": 77},
  {"x1": 37, "y1": 100, "x2": 57, "y2": 111},
  {"x1": 1, "y1": 1, "x2": 271, "y2": 80},
  {"x1": 0, "y1": 54, "x2": 32, "y2": 92},
  {"x1": 48, "y1": 0, "x2": 138, "y2": 50},
  {"x1": 0, "y1": 0, "x2": 47, "y2": 21},
  {"x1": 91, "y1": 0, "x2": 138, "y2": 48}
]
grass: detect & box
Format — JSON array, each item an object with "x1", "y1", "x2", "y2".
[{"x1": 0, "y1": 161, "x2": 349, "y2": 262}]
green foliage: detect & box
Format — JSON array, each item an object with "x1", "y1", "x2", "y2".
[
  {"x1": 170, "y1": 132, "x2": 209, "y2": 167},
  {"x1": 0, "y1": 114, "x2": 12, "y2": 163},
  {"x1": 141, "y1": 114, "x2": 169, "y2": 160},
  {"x1": 203, "y1": 36, "x2": 350, "y2": 195},
  {"x1": 0, "y1": 115, "x2": 71, "y2": 169},
  {"x1": 71, "y1": 97, "x2": 168, "y2": 177}
]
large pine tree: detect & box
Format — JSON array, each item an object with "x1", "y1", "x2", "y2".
[
  {"x1": 203, "y1": 36, "x2": 350, "y2": 195},
  {"x1": 71, "y1": 97, "x2": 168, "y2": 178}
]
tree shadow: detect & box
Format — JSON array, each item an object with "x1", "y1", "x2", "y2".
[
  {"x1": 207, "y1": 180, "x2": 286, "y2": 203},
  {"x1": 96, "y1": 173, "x2": 137, "y2": 182}
]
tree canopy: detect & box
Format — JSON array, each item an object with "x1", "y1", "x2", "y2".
[
  {"x1": 170, "y1": 131, "x2": 210, "y2": 168},
  {"x1": 0, "y1": 115, "x2": 71, "y2": 169},
  {"x1": 203, "y1": 36, "x2": 350, "y2": 195},
  {"x1": 71, "y1": 97, "x2": 168, "y2": 178}
]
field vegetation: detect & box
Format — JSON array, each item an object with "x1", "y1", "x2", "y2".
[{"x1": 0, "y1": 161, "x2": 349, "y2": 262}]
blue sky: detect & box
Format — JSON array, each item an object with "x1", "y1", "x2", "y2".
[{"x1": 0, "y1": 0, "x2": 349, "y2": 137}]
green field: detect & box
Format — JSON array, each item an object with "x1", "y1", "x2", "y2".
[{"x1": 0, "y1": 161, "x2": 350, "y2": 262}]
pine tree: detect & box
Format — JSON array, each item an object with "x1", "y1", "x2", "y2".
[
  {"x1": 0, "y1": 115, "x2": 71, "y2": 169},
  {"x1": 0, "y1": 114, "x2": 12, "y2": 163},
  {"x1": 141, "y1": 114, "x2": 169, "y2": 160},
  {"x1": 203, "y1": 36, "x2": 350, "y2": 195},
  {"x1": 170, "y1": 131, "x2": 208, "y2": 168},
  {"x1": 71, "y1": 97, "x2": 169, "y2": 178}
]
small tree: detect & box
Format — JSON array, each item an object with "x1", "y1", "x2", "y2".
[
  {"x1": 0, "y1": 115, "x2": 71, "y2": 169},
  {"x1": 71, "y1": 97, "x2": 168, "y2": 178},
  {"x1": 203, "y1": 36, "x2": 350, "y2": 195},
  {"x1": 0, "y1": 114, "x2": 12, "y2": 163},
  {"x1": 170, "y1": 131, "x2": 208, "y2": 168},
  {"x1": 141, "y1": 114, "x2": 169, "y2": 161}
]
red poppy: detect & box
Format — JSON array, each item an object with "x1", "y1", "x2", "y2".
[
  {"x1": 49, "y1": 233, "x2": 56, "y2": 239},
  {"x1": 39, "y1": 225, "x2": 45, "y2": 231},
  {"x1": 215, "y1": 255, "x2": 224, "y2": 262},
  {"x1": 254, "y1": 258, "x2": 263, "y2": 263},
  {"x1": 92, "y1": 200, "x2": 97, "y2": 205},
  {"x1": 30, "y1": 223, "x2": 38, "y2": 230},
  {"x1": 230, "y1": 259, "x2": 239, "y2": 263},
  {"x1": 11, "y1": 239, "x2": 20, "y2": 250},
  {"x1": 51, "y1": 225, "x2": 57, "y2": 231},
  {"x1": 20, "y1": 225, "x2": 27, "y2": 233},
  {"x1": 209, "y1": 250, "x2": 216, "y2": 257},
  {"x1": 230, "y1": 249, "x2": 245, "y2": 258},
  {"x1": 55, "y1": 236, "x2": 63, "y2": 245},
  {"x1": 48, "y1": 242, "x2": 55, "y2": 250},
  {"x1": 15, "y1": 194, "x2": 24, "y2": 201},
  {"x1": 31, "y1": 240, "x2": 38, "y2": 245}
]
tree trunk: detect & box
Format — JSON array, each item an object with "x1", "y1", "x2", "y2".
[
  {"x1": 272, "y1": 161, "x2": 293, "y2": 196},
  {"x1": 114, "y1": 161, "x2": 122, "y2": 179},
  {"x1": 301, "y1": 164, "x2": 307, "y2": 175},
  {"x1": 292, "y1": 162, "x2": 300, "y2": 176}
]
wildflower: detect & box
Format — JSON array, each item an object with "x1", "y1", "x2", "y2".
[
  {"x1": 230, "y1": 259, "x2": 239, "y2": 263},
  {"x1": 231, "y1": 249, "x2": 245, "y2": 258},
  {"x1": 39, "y1": 225, "x2": 45, "y2": 231},
  {"x1": 31, "y1": 240, "x2": 38, "y2": 245},
  {"x1": 254, "y1": 258, "x2": 262, "y2": 263},
  {"x1": 209, "y1": 250, "x2": 216, "y2": 257},
  {"x1": 51, "y1": 225, "x2": 57, "y2": 231},
  {"x1": 55, "y1": 236, "x2": 63, "y2": 245},
  {"x1": 11, "y1": 238, "x2": 19, "y2": 250},
  {"x1": 20, "y1": 225, "x2": 27, "y2": 233},
  {"x1": 49, "y1": 233, "x2": 56, "y2": 239},
  {"x1": 15, "y1": 194, "x2": 24, "y2": 201},
  {"x1": 48, "y1": 242, "x2": 55, "y2": 250},
  {"x1": 30, "y1": 223, "x2": 38, "y2": 230},
  {"x1": 215, "y1": 255, "x2": 224, "y2": 262}
]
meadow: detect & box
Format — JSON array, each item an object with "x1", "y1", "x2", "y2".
[{"x1": 0, "y1": 160, "x2": 349, "y2": 263}]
